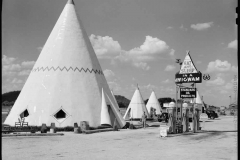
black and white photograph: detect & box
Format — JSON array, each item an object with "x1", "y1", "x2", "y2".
[{"x1": 2, "y1": 0, "x2": 238, "y2": 159}]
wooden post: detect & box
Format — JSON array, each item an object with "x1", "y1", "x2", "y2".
[
  {"x1": 186, "y1": 108, "x2": 189, "y2": 132},
  {"x1": 196, "y1": 109, "x2": 200, "y2": 130},
  {"x1": 113, "y1": 118, "x2": 118, "y2": 131},
  {"x1": 41, "y1": 123, "x2": 47, "y2": 133},
  {"x1": 74, "y1": 123, "x2": 80, "y2": 133},
  {"x1": 80, "y1": 121, "x2": 89, "y2": 132},
  {"x1": 50, "y1": 123, "x2": 56, "y2": 133}
]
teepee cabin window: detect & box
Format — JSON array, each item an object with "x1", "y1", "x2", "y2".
[
  {"x1": 20, "y1": 109, "x2": 29, "y2": 118},
  {"x1": 54, "y1": 109, "x2": 66, "y2": 119}
]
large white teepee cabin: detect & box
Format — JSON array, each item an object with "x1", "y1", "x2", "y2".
[
  {"x1": 123, "y1": 87, "x2": 149, "y2": 120},
  {"x1": 146, "y1": 91, "x2": 162, "y2": 115},
  {"x1": 4, "y1": 0, "x2": 125, "y2": 128}
]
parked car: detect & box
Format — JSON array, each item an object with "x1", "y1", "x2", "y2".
[
  {"x1": 158, "y1": 112, "x2": 169, "y2": 123},
  {"x1": 206, "y1": 110, "x2": 218, "y2": 119},
  {"x1": 220, "y1": 110, "x2": 226, "y2": 115}
]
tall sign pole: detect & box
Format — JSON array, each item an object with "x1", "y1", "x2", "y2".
[
  {"x1": 193, "y1": 83, "x2": 196, "y2": 133},
  {"x1": 175, "y1": 84, "x2": 178, "y2": 134},
  {"x1": 180, "y1": 84, "x2": 183, "y2": 124}
]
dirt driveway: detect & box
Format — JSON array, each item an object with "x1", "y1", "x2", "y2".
[{"x1": 2, "y1": 116, "x2": 238, "y2": 160}]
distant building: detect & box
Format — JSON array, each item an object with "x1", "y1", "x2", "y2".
[{"x1": 220, "y1": 106, "x2": 226, "y2": 110}]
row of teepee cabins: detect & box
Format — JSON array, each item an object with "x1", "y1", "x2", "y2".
[
  {"x1": 3, "y1": 0, "x2": 204, "y2": 129},
  {"x1": 123, "y1": 87, "x2": 162, "y2": 120}
]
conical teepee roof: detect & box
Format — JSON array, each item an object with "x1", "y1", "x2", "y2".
[
  {"x1": 190, "y1": 91, "x2": 203, "y2": 104},
  {"x1": 4, "y1": 0, "x2": 125, "y2": 128},
  {"x1": 146, "y1": 91, "x2": 162, "y2": 115},
  {"x1": 101, "y1": 88, "x2": 111, "y2": 126},
  {"x1": 123, "y1": 87, "x2": 149, "y2": 119}
]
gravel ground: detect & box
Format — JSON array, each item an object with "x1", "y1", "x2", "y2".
[{"x1": 2, "y1": 116, "x2": 238, "y2": 160}]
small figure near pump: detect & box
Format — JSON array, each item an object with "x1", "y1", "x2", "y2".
[{"x1": 142, "y1": 112, "x2": 147, "y2": 128}]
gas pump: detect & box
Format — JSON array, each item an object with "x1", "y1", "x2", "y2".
[{"x1": 167, "y1": 102, "x2": 176, "y2": 134}]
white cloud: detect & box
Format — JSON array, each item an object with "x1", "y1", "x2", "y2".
[
  {"x1": 132, "y1": 62, "x2": 150, "y2": 70},
  {"x1": 227, "y1": 40, "x2": 237, "y2": 49},
  {"x1": 141, "y1": 84, "x2": 158, "y2": 91},
  {"x1": 37, "y1": 46, "x2": 43, "y2": 52},
  {"x1": 206, "y1": 77, "x2": 225, "y2": 86},
  {"x1": 191, "y1": 22, "x2": 214, "y2": 31},
  {"x1": 159, "y1": 86, "x2": 175, "y2": 95},
  {"x1": 162, "y1": 79, "x2": 171, "y2": 83},
  {"x1": 89, "y1": 34, "x2": 121, "y2": 58},
  {"x1": 231, "y1": 66, "x2": 238, "y2": 72},
  {"x1": 107, "y1": 81, "x2": 121, "y2": 92},
  {"x1": 103, "y1": 69, "x2": 115, "y2": 80},
  {"x1": 164, "y1": 65, "x2": 176, "y2": 71},
  {"x1": 2, "y1": 55, "x2": 36, "y2": 93},
  {"x1": 220, "y1": 90, "x2": 228, "y2": 94},
  {"x1": 206, "y1": 59, "x2": 238, "y2": 72},
  {"x1": 169, "y1": 49, "x2": 175, "y2": 56},
  {"x1": 11, "y1": 78, "x2": 23, "y2": 84},
  {"x1": 180, "y1": 24, "x2": 188, "y2": 31},
  {"x1": 224, "y1": 82, "x2": 233, "y2": 90},
  {"x1": 18, "y1": 69, "x2": 31, "y2": 76},
  {"x1": 167, "y1": 26, "x2": 173, "y2": 29},
  {"x1": 21, "y1": 61, "x2": 35, "y2": 68},
  {"x1": 127, "y1": 36, "x2": 169, "y2": 59},
  {"x1": 3, "y1": 64, "x2": 21, "y2": 71},
  {"x1": 114, "y1": 36, "x2": 172, "y2": 70},
  {"x1": 2, "y1": 55, "x2": 16, "y2": 65},
  {"x1": 92, "y1": 35, "x2": 174, "y2": 70},
  {"x1": 103, "y1": 69, "x2": 121, "y2": 92}
]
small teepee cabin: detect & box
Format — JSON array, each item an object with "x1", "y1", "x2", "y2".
[
  {"x1": 123, "y1": 87, "x2": 149, "y2": 120},
  {"x1": 4, "y1": 0, "x2": 125, "y2": 128},
  {"x1": 146, "y1": 91, "x2": 162, "y2": 116}
]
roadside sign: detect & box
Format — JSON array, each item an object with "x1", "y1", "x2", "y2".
[
  {"x1": 175, "y1": 72, "x2": 202, "y2": 83},
  {"x1": 180, "y1": 88, "x2": 196, "y2": 98},
  {"x1": 160, "y1": 125, "x2": 168, "y2": 137},
  {"x1": 179, "y1": 51, "x2": 198, "y2": 74},
  {"x1": 200, "y1": 113, "x2": 208, "y2": 129}
]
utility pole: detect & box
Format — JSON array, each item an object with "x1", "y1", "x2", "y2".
[
  {"x1": 175, "y1": 84, "x2": 178, "y2": 134},
  {"x1": 229, "y1": 95, "x2": 232, "y2": 106},
  {"x1": 175, "y1": 58, "x2": 182, "y2": 133},
  {"x1": 192, "y1": 83, "x2": 196, "y2": 133}
]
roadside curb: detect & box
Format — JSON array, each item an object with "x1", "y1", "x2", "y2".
[
  {"x1": 166, "y1": 130, "x2": 237, "y2": 137},
  {"x1": 2, "y1": 133, "x2": 64, "y2": 137}
]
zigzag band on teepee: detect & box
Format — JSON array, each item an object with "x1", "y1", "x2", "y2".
[{"x1": 31, "y1": 66, "x2": 103, "y2": 74}]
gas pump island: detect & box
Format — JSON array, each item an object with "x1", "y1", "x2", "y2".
[{"x1": 169, "y1": 51, "x2": 203, "y2": 134}]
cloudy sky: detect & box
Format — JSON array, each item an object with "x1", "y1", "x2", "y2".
[{"x1": 2, "y1": 0, "x2": 238, "y2": 107}]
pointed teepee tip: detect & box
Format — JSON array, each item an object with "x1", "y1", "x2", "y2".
[
  {"x1": 67, "y1": 0, "x2": 75, "y2": 5},
  {"x1": 136, "y1": 83, "x2": 139, "y2": 90}
]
